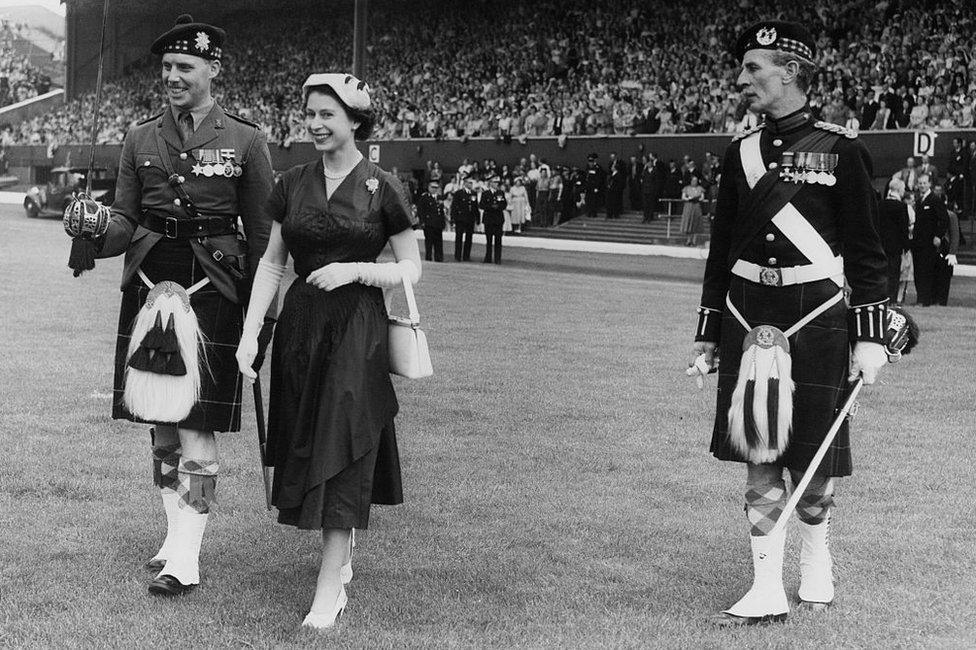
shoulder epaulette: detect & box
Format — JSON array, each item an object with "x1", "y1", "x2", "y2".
[
  {"x1": 731, "y1": 122, "x2": 765, "y2": 142},
  {"x1": 224, "y1": 111, "x2": 260, "y2": 128},
  {"x1": 136, "y1": 111, "x2": 164, "y2": 126},
  {"x1": 814, "y1": 121, "x2": 857, "y2": 139}
]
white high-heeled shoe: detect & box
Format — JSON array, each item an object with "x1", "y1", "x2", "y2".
[
  {"x1": 301, "y1": 586, "x2": 348, "y2": 630},
  {"x1": 339, "y1": 528, "x2": 355, "y2": 585}
]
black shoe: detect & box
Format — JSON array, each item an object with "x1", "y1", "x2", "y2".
[
  {"x1": 709, "y1": 611, "x2": 787, "y2": 627},
  {"x1": 149, "y1": 574, "x2": 196, "y2": 597},
  {"x1": 144, "y1": 558, "x2": 166, "y2": 571}
]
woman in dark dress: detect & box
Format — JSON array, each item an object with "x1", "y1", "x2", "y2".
[{"x1": 236, "y1": 73, "x2": 421, "y2": 631}]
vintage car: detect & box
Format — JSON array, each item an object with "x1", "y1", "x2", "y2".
[{"x1": 24, "y1": 166, "x2": 116, "y2": 218}]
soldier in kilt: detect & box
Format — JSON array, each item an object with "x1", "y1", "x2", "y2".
[
  {"x1": 79, "y1": 15, "x2": 273, "y2": 596},
  {"x1": 691, "y1": 21, "x2": 889, "y2": 625}
]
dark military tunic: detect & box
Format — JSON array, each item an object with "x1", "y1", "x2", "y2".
[
  {"x1": 696, "y1": 107, "x2": 888, "y2": 476},
  {"x1": 98, "y1": 103, "x2": 274, "y2": 432}
]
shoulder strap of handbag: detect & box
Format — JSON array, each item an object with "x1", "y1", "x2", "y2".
[{"x1": 399, "y1": 276, "x2": 421, "y2": 326}]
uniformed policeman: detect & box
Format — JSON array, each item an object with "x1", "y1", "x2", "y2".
[
  {"x1": 417, "y1": 180, "x2": 446, "y2": 262},
  {"x1": 451, "y1": 176, "x2": 479, "y2": 261},
  {"x1": 77, "y1": 14, "x2": 273, "y2": 596},
  {"x1": 479, "y1": 175, "x2": 508, "y2": 263},
  {"x1": 690, "y1": 21, "x2": 889, "y2": 625},
  {"x1": 582, "y1": 153, "x2": 606, "y2": 219}
]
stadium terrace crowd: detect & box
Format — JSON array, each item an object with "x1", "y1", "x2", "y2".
[
  {"x1": 0, "y1": 19, "x2": 52, "y2": 109},
  {"x1": 1, "y1": 0, "x2": 975, "y2": 145}
]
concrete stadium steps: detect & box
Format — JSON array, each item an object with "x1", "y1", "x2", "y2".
[{"x1": 531, "y1": 212, "x2": 708, "y2": 246}]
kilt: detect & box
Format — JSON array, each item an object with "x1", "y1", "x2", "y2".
[
  {"x1": 112, "y1": 239, "x2": 243, "y2": 432},
  {"x1": 711, "y1": 276, "x2": 853, "y2": 476}
]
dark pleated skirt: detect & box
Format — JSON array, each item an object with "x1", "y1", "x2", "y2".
[
  {"x1": 267, "y1": 280, "x2": 403, "y2": 530},
  {"x1": 711, "y1": 277, "x2": 854, "y2": 476},
  {"x1": 112, "y1": 239, "x2": 243, "y2": 432}
]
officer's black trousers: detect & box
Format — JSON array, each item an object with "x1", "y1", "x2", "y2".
[
  {"x1": 424, "y1": 227, "x2": 443, "y2": 262},
  {"x1": 885, "y1": 251, "x2": 902, "y2": 302},
  {"x1": 454, "y1": 224, "x2": 473, "y2": 261},
  {"x1": 483, "y1": 225, "x2": 503, "y2": 264},
  {"x1": 933, "y1": 258, "x2": 954, "y2": 305},
  {"x1": 912, "y1": 246, "x2": 940, "y2": 305}
]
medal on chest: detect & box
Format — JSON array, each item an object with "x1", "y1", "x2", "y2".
[
  {"x1": 779, "y1": 151, "x2": 838, "y2": 186},
  {"x1": 191, "y1": 148, "x2": 243, "y2": 177}
]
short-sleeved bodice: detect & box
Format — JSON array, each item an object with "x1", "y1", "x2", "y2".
[{"x1": 266, "y1": 157, "x2": 414, "y2": 277}]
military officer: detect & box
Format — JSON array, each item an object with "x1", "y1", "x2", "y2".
[
  {"x1": 82, "y1": 14, "x2": 273, "y2": 596},
  {"x1": 451, "y1": 176, "x2": 479, "y2": 261},
  {"x1": 417, "y1": 180, "x2": 446, "y2": 262},
  {"x1": 582, "y1": 153, "x2": 606, "y2": 219},
  {"x1": 690, "y1": 21, "x2": 888, "y2": 625},
  {"x1": 479, "y1": 175, "x2": 508, "y2": 263}
]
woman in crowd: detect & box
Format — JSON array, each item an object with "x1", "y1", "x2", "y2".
[
  {"x1": 679, "y1": 174, "x2": 704, "y2": 246},
  {"x1": 507, "y1": 177, "x2": 531, "y2": 234},
  {"x1": 236, "y1": 73, "x2": 421, "y2": 631},
  {"x1": 898, "y1": 190, "x2": 917, "y2": 304}
]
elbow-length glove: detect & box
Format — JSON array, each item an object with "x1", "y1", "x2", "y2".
[
  {"x1": 236, "y1": 258, "x2": 285, "y2": 380},
  {"x1": 306, "y1": 259, "x2": 420, "y2": 291}
]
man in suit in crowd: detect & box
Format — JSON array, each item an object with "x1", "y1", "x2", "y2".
[
  {"x1": 860, "y1": 90, "x2": 879, "y2": 130},
  {"x1": 894, "y1": 156, "x2": 919, "y2": 193},
  {"x1": 479, "y1": 176, "x2": 507, "y2": 263},
  {"x1": 583, "y1": 153, "x2": 606, "y2": 219},
  {"x1": 879, "y1": 178, "x2": 910, "y2": 301},
  {"x1": 919, "y1": 155, "x2": 938, "y2": 184},
  {"x1": 933, "y1": 187, "x2": 960, "y2": 306},
  {"x1": 911, "y1": 173, "x2": 949, "y2": 305},
  {"x1": 417, "y1": 180, "x2": 446, "y2": 262},
  {"x1": 967, "y1": 140, "x2": 976, "y2": 218},
  {"x1": 606, "y1": 158, "x2": 627, "y2": 219},
  {"x1": 641, "y1": 153, "x2": 666, "y2": 222},
  {"x1": 451, "y1": 176, "x2": 479, "y2": 261},
  {"x1": 628, "y1": 155, "x2": 642, "y2": 210},
  {"x1": 946, "y1": 138, "x2": 967, "y2": 210}
]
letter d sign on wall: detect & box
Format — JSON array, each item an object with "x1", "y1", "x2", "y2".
[{"x1": 913, "y1": 131, "x2": 937, "y2": 157}]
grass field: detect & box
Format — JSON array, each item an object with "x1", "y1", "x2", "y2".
[{"x1": 2, "y1": 207, "x2": 975, "y2": 649}]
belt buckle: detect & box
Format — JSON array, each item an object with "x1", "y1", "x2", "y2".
[
  {"x1": 759, "y1": 266, "x2": 782, "y2": 286},
  {"x1": 164, "y1": 216, "x2": 179, "y2": 239}
]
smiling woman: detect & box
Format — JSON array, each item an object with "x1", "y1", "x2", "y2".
[{"x1": 236, "y1": 72, "x2": 421, "y2": 633}]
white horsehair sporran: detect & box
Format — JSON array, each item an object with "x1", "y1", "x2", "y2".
[
  {"x1": 123, "y1": 276, "x2": 210, "y2": 422},
  {"x1": 727, "y1": 324, "x2": 795, "y2": 463}
]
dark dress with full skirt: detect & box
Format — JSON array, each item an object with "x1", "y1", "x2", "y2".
[{"x1": 265, "y1": 157, "x2": 415, "y2": 530}]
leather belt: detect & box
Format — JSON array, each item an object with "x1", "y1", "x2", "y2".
[
  {"x1": 731, "y1": 256, "x2": 844, "y2": 287},
  {"x1": 140, "y1": 211, "x2": 238, "y2": 239}
]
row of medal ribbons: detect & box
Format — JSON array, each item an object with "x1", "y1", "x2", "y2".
[{"x1": 778, "y1": 151, "x2": 838, "y2": 186}]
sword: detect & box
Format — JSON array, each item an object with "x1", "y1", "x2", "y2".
[
  {"x1": 251, "y1": 314, "x2": 276, "y2": 511},
  {"x1": 769, "y1": 306, "x2": 919, "y2": 536},
  {"x1": 252, "y1": 374, "x2": 273, "y2": 510}
]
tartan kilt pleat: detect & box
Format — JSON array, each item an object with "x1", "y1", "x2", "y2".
[
  {"x1": 710, "y1": 276, "x2": 854, "y2": 477},
  {"x1": 112, "y1": 239, "x2": 243, "y2": 432}
]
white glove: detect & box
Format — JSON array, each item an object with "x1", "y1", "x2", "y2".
[
  {"x1": 946, "y1": 254, "x2": 958, "y2": 267},
  {"x1": 686, "y1": 342, "x2": 718, "y2": 390},
  {"x1": 307, "y1": 259, "x2": 420, "y2": 291},
  {"x1": 849, "y1": 341, "x2": 887, "y2": 385},
  {"x1": 236, "y1": 258, "x2": 285, "y2": 381}
]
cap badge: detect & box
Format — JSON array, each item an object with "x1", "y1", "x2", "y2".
[
  {"x1": 756, "y1": 27, "x2": 777, "y2": 46},
  {"x1": 195, "y1": 32, "x2": 210, "y2": 52}
]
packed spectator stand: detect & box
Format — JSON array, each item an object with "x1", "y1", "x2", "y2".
[
  {"x1": 1, "y1": 0, "x2": 975, "y2": 147},
  {"x1": 0, "y1": 19, "x2": 52, "y2": 111}
]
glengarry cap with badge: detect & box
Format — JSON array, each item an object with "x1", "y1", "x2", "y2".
[
  {"x1": 151, "y1": 14, "x2": 226, "y2": 60},
  {"x1": 302, "y1": 73, "x2": 372, "y2": 110},
  {"x1": 734, "y1": 20, "x2": 816, "y2": 63}
]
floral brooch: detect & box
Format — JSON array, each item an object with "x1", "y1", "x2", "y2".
[{"x1": 366, "y1": 178, "x2": 379, "y2": 194}]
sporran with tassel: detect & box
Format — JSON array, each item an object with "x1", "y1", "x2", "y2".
[
  {"x1": 123, "y1": 274, "x2": 210, "y2": 422},
  {"x1": 727, "y1": 325, "x2": 795, "y2": 463}
]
